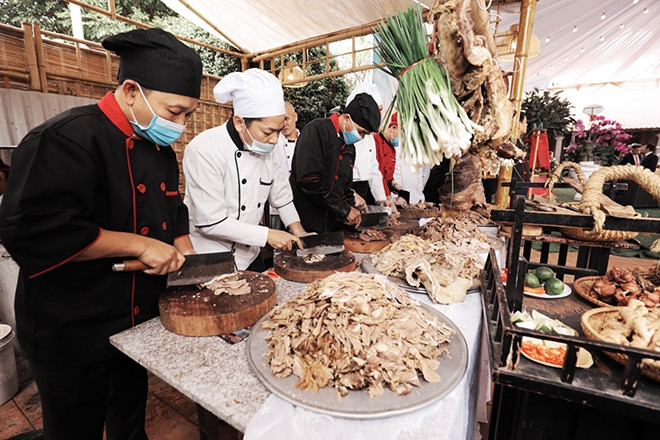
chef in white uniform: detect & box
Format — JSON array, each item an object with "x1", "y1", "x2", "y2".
[{"x1": 183, "y1": 69, "x2": 306, "y2": 271}]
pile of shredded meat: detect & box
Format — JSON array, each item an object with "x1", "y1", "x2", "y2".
[
  {"x1": 358, "y1": 229, "x2": 388, "y2": 242},
  {"x1": 261, "y1": 272, "x2": 454, "y2": 398},
  {"x1": 372, "y1": 234, "x2": 485, "y2": 304},
  {"x1": 419, "y1": 212, "x2": 491, "y2": 253},
  {"x1": 200, "y1": 272, "x2": 251, "y2": 296}
]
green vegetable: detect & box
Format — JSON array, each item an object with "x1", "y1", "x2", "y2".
[
  {"x1": 544, "y1": 278, "x2": 565, "y2": 295},
  {"x1": 524, "y1": 272, "x2": 541, "y2": 288},
  {"x1": 535, "y1": 267, "x2": 554, "y2": 282},
  {"x1": 374, "y1": 6, "x2": 482, "y2": 168}
]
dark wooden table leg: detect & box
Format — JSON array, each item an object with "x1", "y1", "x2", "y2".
[{"x1": 196, "y1": 404, "x2": 243, "y2": 440}]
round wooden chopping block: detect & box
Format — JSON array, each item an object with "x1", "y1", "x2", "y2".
[
  {"x1": 158, "y1": 271, "x2": 276, "y2": 337},
  {"x1": 383, "y1": 218, "x2": 421, "y2": 236},
  {"x1": 273, "y1": 250, "x2": 356, "y2": 283},
  {"x1": 398, "y1": 207, "x2": 439, "y2": 219},
  {"x1": 344, "y1": 230, "x2": 397, "y2": 253}
]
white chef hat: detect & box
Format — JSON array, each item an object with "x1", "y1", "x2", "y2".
[
  {"x1": 213, "y1": 68, "x2": 285, "y2": 118},
  {"x1": 346, "y1": 82, "x2": 383, "y2": 108}
]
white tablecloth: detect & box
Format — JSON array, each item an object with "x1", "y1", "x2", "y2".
[{"x1": 244, "y1": 292, "x2": 487, "y2": 440}]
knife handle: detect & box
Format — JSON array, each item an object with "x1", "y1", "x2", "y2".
[{"x1": 112, "y1": 260, "x2": 150, "y2": 272}]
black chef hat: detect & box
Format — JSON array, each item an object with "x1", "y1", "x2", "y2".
[
  {"x1": 102, "y1": 28, "x2": 203, "y2": 99},
  {"x1": 344, "y1": 93, "x2": 381, "y2": 133}
]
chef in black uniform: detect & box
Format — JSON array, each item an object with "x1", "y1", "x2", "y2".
[
  {"x1": 289, "y1": 93, "x2": 380, "y2": 233},
  {"x1": 0, "y1": 28, "x2": 202, "y2": 440}
]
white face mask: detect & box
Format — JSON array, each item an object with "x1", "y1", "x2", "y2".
[{"x1": 239, "y1": 118, "x2": 276, "y2": 154}]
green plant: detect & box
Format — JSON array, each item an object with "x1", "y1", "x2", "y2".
[
  {"x1": 563, "y1": 115, "x2": 631, "y2": 165},
  {"x1": 521, "y1": 88, "x2": 576, "y2": 138}
]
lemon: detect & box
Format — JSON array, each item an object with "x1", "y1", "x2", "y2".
[
  {"x1": 525, "y1": 272, "x2": 541, "y2": 288},
  {"x1": 544, "y1": 278, "x2": 565, "y2": 295},
  {"x1": 535, "y1": 267, "x2": 554, "y2": 282}
]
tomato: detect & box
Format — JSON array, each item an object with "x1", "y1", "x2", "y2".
[{"x1": 521, "y1": 340, "x2": 566, "y2": 366}]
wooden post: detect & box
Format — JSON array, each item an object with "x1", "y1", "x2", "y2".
[
  {"x1": 32, "y1": 22, "x2": 48, "y2": 93},
  {"x1": 22, "y1": 22, "x2": 41, "y2": 91},
  {"x1": 495, "y1": 162, "x2": 514, "y2": 208},
  {"x1": 509, "y1": 0, "x2": 537, "y2": 129}
]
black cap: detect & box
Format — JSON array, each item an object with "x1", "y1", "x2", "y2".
[
  {"x1": 102, "y1": 28, "x2": 203, "y2": 99},
  {"x1": 344, "y1": 93, "x2": 380, "y2": 133}
]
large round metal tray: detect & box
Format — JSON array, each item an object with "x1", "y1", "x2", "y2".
[{"x1": 246, "y1": 303, "x2": 468, "y2": 419}]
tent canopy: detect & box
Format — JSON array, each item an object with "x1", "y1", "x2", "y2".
[{"x1": 160, "y1": 0, "x2": 659, "y2": 129}]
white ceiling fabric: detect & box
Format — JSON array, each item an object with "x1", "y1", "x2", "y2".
[
  {"x1": 497, "y1": 0, "x2": 659, "y2": 128},
  {"x1": 160, "y1": 0, "x2": 658, "y2": 128}
]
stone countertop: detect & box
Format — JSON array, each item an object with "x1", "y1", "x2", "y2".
[{"x1": 109, "y1": 277, "x2": 308, "y2": 432}]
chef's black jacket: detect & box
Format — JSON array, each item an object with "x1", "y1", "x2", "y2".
[
  {"x1": 289, "y1": 113, "x2": 356, "y2": 233},
  {"x1": 0, "y1": 92, "x2": 189, "y2": 365}
]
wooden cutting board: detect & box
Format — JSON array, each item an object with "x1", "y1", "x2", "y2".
[
  {"x1": 344, "y1": 229, "x2": 397, "y2": 253},
  {"x1": 158, "y1": 271, "x2": 276, "y2": 337},
  {"x1": 273, "y1": 250, "x2": 357, "y2": 283}
]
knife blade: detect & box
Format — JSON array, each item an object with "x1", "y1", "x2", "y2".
[
  {"x1": 365, "y1": 205, "x2": 392, "y2": 215},
  {"x1": 295, "y1": 232, "x2": 345, "y2": 256},
  {"x1": 112, "y1": 252, "x2": 235, "y2": 286},
  {"x1": 357, "y1": 211, "x2": 389, "y2": 230}
]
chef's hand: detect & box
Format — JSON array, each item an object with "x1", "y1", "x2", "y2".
[
  {"x1": 344, "y1": 206, "x2": 362, "y2": 228},
  {"x1": 137, "y1": 239, "x2": 186, "y2": 275},
  {"x1": 353, "y1": 192, "x2": 367, "y2": 211},
  {"x1": 378, "y1": 198, "x2": 398, "y2": 215},
  {"x1": 268, "y1": 229, "x2": 303, "y2": 252},
  {"x1": 393, "y1": 196, "x2": 409, "y2": 209}
]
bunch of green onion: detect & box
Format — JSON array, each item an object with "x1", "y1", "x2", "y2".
[{"x1": 375, "y1": 6, "x2": 482, "y2": 168}]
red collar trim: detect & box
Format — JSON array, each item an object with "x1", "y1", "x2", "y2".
[
  {"x1": 98, "y1": 91, "x2": 134, "y2": 137},
  {"x1": 330, "y1": 113, "x2": 342, "y2": 134}
]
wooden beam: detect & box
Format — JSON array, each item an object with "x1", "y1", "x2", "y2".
[
  {"x1": 32, "y1": 23, "x2": 48, "y2": 93},
  {"x1": 509, "y1": 0, "x2": 537, "y2": 134},
  {"x1": 21, "y1": 22, "x2": 41, "y2": 90}
]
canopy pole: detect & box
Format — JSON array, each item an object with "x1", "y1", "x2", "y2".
[{"x1": 509, "y1": 0, "x2": 537, "y2": 138}]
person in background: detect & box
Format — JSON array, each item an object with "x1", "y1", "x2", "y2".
[
  {"x1": 347, "y1": 83, "x2": 397, "y2": 213},
  {"x1": 183, "y1": 69, "x2": 305, "y2": 272},
  {"x1": 641, "y1": 143, "x2": 658, "y2": 172},
  {"x1": 620, "y1": 143, "x2": 643, "y2": 166},
  {"x1": 0, "y1": 28, "x2": 201, "y2": 440},
  {"x1": 0, "y1": 159, "x2": 9, "y2": 203},
  {"x1": 269, "y1": 101, "x2": 299, "y2": 230},
  {"x1": 423, "y1": 158, "x2": 452, "y2": 205},
  {"x1": 290, "y1": 92, "x2": 381, "y2": 233},
  {"x1": 373, "y1": 112, "x2": 406, "y2": 207}
]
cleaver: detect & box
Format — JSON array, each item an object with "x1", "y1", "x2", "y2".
[
  {"x1": 358, "y1": 211, "x2": 389, "y2": 230},
  {"x1": 295, "y1": 232, "x2": 345, "y2": 256},
  {"x1": 112, "y1": 252, "x2": 235, "y2": 286}
]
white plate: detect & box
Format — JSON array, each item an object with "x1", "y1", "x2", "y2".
[
  {"x1": 246, "y1": 303, "x2": 468, "y2": 419},
  {"x1": 520, "y1": 336, "x2": 593, "y2": 369},
  {"x1": 360, "y1": 256, "x2": 480, "y2": 295},
  {"x1": 523, "y1": 283, "x2": 572, "y2": 299},
  {"x1": 0, "y1": 324, "x2": 12, "y2": 341}
]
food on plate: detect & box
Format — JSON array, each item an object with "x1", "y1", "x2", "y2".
[
  {"x1": 534, "y1": 267, "x2": 555, "y2": 282},
  {"x1": 525, "y1": 272, "x2": 541, "y2": 289},
  {"x1": 372, "y1": 234, "x2": 486, "y2": 304},
  {"x1": 511, "y1": 310, "x2": 576, "y2": 336},
  {"x1": 544, "y1": 278, "x2": 565, "y2": 296},
  {"x1": 261, "y1": 273, "x2": 454, "y2": 398},
  {"x1": 521, "y1": 339, "x2": 567, "y2": 367},
  {"x1": 200, "y1": 272, "x2": 251, "y2": 296},
  {"x1": 590, "y1": 299, "x2": 660, "y2": 370},
  {"x1": 586, "y1": 266, "x2": 660, "y2": 307}
]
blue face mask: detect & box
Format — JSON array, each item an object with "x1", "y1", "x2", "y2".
[
  {"x1": 390, "y1": 137, "x2": 400, "y2": 147},
  {"x1": 129, "y1": 84, "x2": 186, "y2": 146},
  {"x1": 341, "y1": 116, "x2": 364, "y2": 145},
  {"x1": 239, "y1": 118, "x2": 276, "y2": 155}
]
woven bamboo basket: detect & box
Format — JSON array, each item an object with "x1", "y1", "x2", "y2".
[
  {"x1": 556, "y1": 165, "x2": 660, "y2": 242},
  {"x1": 581, "y1": 307, "x2": 660, "y2": 383}
]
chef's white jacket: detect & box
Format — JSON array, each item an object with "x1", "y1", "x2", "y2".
[
  {"x1": 270, "y1": 132, "x2": 297, "y2": 216},
  {"x1": 183, "y1": 122, "x2": 300, "y2": 270},
  {"x1": 393, "y1": 147, "x2": 430, "y2": 204},
  {"x1": 352, "y1": 134, "x2": 387, "y2": 202}
]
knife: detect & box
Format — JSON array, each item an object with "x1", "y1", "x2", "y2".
[
  {"x1": 295, "y1": 232, "x2": 345, "y2": 256},
  {"x1": 112, "y1": 252, "x2": 235, "y2": 286},
  {"x1": 357, "y1": 211, "x2": 389, "y2": 230},
  {"x1": 365, "y1": 205, "x2": 392, "y2": 216}
]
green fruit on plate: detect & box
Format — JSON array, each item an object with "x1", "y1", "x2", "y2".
[
  {"x1": 525, "y1": 272, "x2": 541, "y2": 288},
  {"x1": 535, "y1": 267, "x2": 554, "y2": 282},
  {"x1": 544, "y1": 278, "x2": 565, "y2": 295}
]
